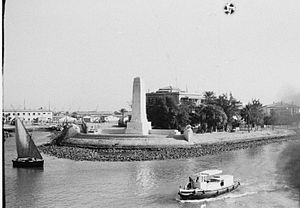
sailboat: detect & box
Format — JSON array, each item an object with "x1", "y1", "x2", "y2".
[{"x1": 12, "y1": 118, "x2": 44, "y2": 168}]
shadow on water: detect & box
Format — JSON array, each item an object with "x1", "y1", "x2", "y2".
[
  {"x1": 277, "y1": 137, "x2": 300, "y2": 202},
  {"x1": 15, "y1": 168, "x2": 44, "y2": 207}
]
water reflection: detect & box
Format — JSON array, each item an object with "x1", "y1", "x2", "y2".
[
  {"x1": 15, "y1": 168, "x2": 44, "y2": 207},
  {"x1": 135, "y1": 162, "x2": 155, "y2": 196},
  {"x1": 245, "y1": 144, "x2": 264, "y2": 158}
]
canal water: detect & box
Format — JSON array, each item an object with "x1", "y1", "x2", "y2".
[{"x1": 4, "y1": 131, "x2": 300, "y2": 208}]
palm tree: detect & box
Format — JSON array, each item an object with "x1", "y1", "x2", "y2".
[
  {"x1": 197, "y1": 104, "x2": 227, "y2": 132},
  {"x1": 216, "y1": 93, "x2": 242, "y2": 131},
  {"x1": 203, "y1": 91, "x2": 217, "y2": 105},
  {"x1": 241, "y1": 99, "x2": 264, "y2": 131},
  {"x1": 241, "y1": 104, "x2": 251, "y2": 132}
]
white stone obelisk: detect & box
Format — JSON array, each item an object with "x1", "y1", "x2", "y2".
[{"x1": 126, "y1": 77, "x2": 151, "y2": 135}]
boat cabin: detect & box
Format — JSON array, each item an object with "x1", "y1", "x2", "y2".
[{"x1": 190, "y1": 169, "x2": 234, "y2": 191}]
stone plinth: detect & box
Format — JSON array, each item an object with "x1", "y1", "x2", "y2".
[
  {"x1": 149, "y1": 129, "x2": 180, "y2": 136},
  {"x1": 126, "y1": 77, "x2": 151, "y2": 135}
]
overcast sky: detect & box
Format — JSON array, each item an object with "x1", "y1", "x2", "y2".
[{"x1": 3, "y1": 0, "x2": 300, "y2": 111}]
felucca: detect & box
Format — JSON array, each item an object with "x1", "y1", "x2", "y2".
[{"x1": 12, "y1": 118, "x2": 44, "y2": 168}]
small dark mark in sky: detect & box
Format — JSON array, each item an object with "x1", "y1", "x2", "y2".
[{"x1": 224, "y1": 3, "x2": 236, "y2": 15}]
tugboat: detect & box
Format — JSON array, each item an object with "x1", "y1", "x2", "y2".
[{"x1": 178, "y1": 169, "x2": 240, "y2": 200}]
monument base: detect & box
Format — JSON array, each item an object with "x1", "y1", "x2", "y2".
[{"x1": 125, "y1": 121, "x2": 152, "y2": 135}]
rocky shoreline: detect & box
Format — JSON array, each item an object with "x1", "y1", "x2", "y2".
[{"x1": 38, "y1": 132, "x2": 299, "y2": 162}]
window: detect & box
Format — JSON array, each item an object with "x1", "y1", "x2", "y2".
[
  {"x1": 33, "y1": 113, "x2": 35, "y2": 115},
  {"x1": 13, "y1": 113, "x2": 15, "y2": 115},
  {"x1": 23, "y1": 113, "x2": 25, "y2": 115},
  {"x1": 38, "y1": 113, "x2": 40, "y2": 115},
  {"x1": 28, "y1": 113, "x2": 30, "y2": 115},
  {"x1": 17, "y1": 113, "x2": 20, "y2": 116},
  {"x1": 43, "y1": 113, "x2": 46, "y2": 114},
  {"x1": 28, "y1": 118, "x2": 30, "y2": 121}
]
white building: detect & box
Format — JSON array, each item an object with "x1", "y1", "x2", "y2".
[
  {"x1": 104, "y1": 115, "x2": 119, "y2": 122},
  {"x1": 3, "y1": 109, "x2": 53, "y2": 124},
  {"x1": 76, "y1": 111, "x2": 115, "y2": 123}
]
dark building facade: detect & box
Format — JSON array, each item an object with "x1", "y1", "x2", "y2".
[{"x1": 146, "y1": 86, "x2": 202, "y2": 106}]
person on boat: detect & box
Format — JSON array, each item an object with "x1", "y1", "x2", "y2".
[
  {"x1": 187, "y1": 177, "x2": 195, "y2": 189},
  {"x1": 194, "y1": 177, "x2": 200, "y2": 189},
  {"x1": 220, "y1": 181, "x2": 224, "y2": 187}
]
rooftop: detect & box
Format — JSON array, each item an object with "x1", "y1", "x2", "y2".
[
  {"x1": 3, "y1": 109, "x2": 52, "y2": 112},
  {"x1": 76, "y1": 111, "x2": 114, "y2": 115},
  {"x1": 264, "y1": 102, "x2": 300, "y2": 109},
  {"x1": 148, "y1": 85, "x2": 202, "y2": 96},
  {"x1": 157, "y1": 85, "x2": 183, "y2": 93},
  {"x1": 195, "y1": 169, "x2": 223, "y2": 176}
]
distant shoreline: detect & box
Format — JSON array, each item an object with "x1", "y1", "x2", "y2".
[
  {"x1": 39, "y1": 129, "x2": 298, "y2": 162},
  {"x1": 3, "y1": 124, "x2": 53, "y2": 132}
]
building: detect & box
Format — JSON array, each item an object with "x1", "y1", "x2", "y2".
[
  {"x1": 263, "y1": 102, "x2": 300, "y2": 116},
  {"x1": 76, "y1": 111, "x2": 116, "y2": 123},
  {"x1": 3, "y1": 109, "x2": 53, "y2": 124},
  {"x1": 146, "y1": 86, "x2": 202, "y2": 106}
]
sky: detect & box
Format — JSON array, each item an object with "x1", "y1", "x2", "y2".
[{"x1": 3, "y1": 0, "x2": 300, "y2": 111}]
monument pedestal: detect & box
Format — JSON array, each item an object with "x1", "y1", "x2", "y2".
[{"x1": 125, "y1": 121, "x2": 151, "y2": 135}]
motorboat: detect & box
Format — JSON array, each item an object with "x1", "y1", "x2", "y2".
[{"x1": 178, "y1": 169, "x2": 240, "y2": 200}]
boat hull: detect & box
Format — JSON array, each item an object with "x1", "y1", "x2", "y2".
[
  {"x1": 12, "y1": 159, "x2": 44, "y2": 168},
  {"x1": 178, "y1": 181, "x2": 240, "y2": 200}
]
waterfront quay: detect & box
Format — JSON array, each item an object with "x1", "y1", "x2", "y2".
[{"x1": 39, "y1": 128, "x2": 297, "y2": 162}]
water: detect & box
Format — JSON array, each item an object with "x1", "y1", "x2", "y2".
[{"x1": 4, "y1": 132, "x2": 300, "y2": 208}]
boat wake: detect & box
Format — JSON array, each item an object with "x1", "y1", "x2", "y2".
[{"x1": 177, "y1": 191, "x2": 257, "y2": 203}]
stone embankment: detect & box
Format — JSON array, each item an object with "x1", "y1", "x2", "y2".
[{"x1": 39, "y1": 129, "x2": 298, "y2": 162}]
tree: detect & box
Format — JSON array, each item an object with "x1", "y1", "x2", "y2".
[
  {"x1": 118, "y1": 108, "x2": 128, "y2": 127},
  {"x1": 203, "y1": 91, "x2": 217, "y2": 105},
  {"x1": 266, "y1": 109, "x2": 279, "y2": 125},
  {"x1": 263, "y1": 115, "x2": 272, "y2": 125},
  {"x1": 146, "y1": 96, "x2": 179, "y2": 129},
  {"x1": 189, "y1": 104, "x2": 202, "y2": 127},
  {"x1": 216, "y1": 93, "x2": 242, "y2": 130},
  {"x1": 241, "y1": 99, "x2": 264, "y2": 129},
  {"x1": 176, "y1": 102, "x2": 194, "y2": 131},
  {"x1": 201, "y1": 104, "x2": 227, "y2": 132}
]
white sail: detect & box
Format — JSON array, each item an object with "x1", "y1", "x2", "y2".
[{"x1": 15, "y1": 118, "x2": 43, "y2": 159}]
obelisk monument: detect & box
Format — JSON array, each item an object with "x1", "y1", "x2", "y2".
[{"x1": 126, "y1": 77, "x2": 151, "y2": 135}]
